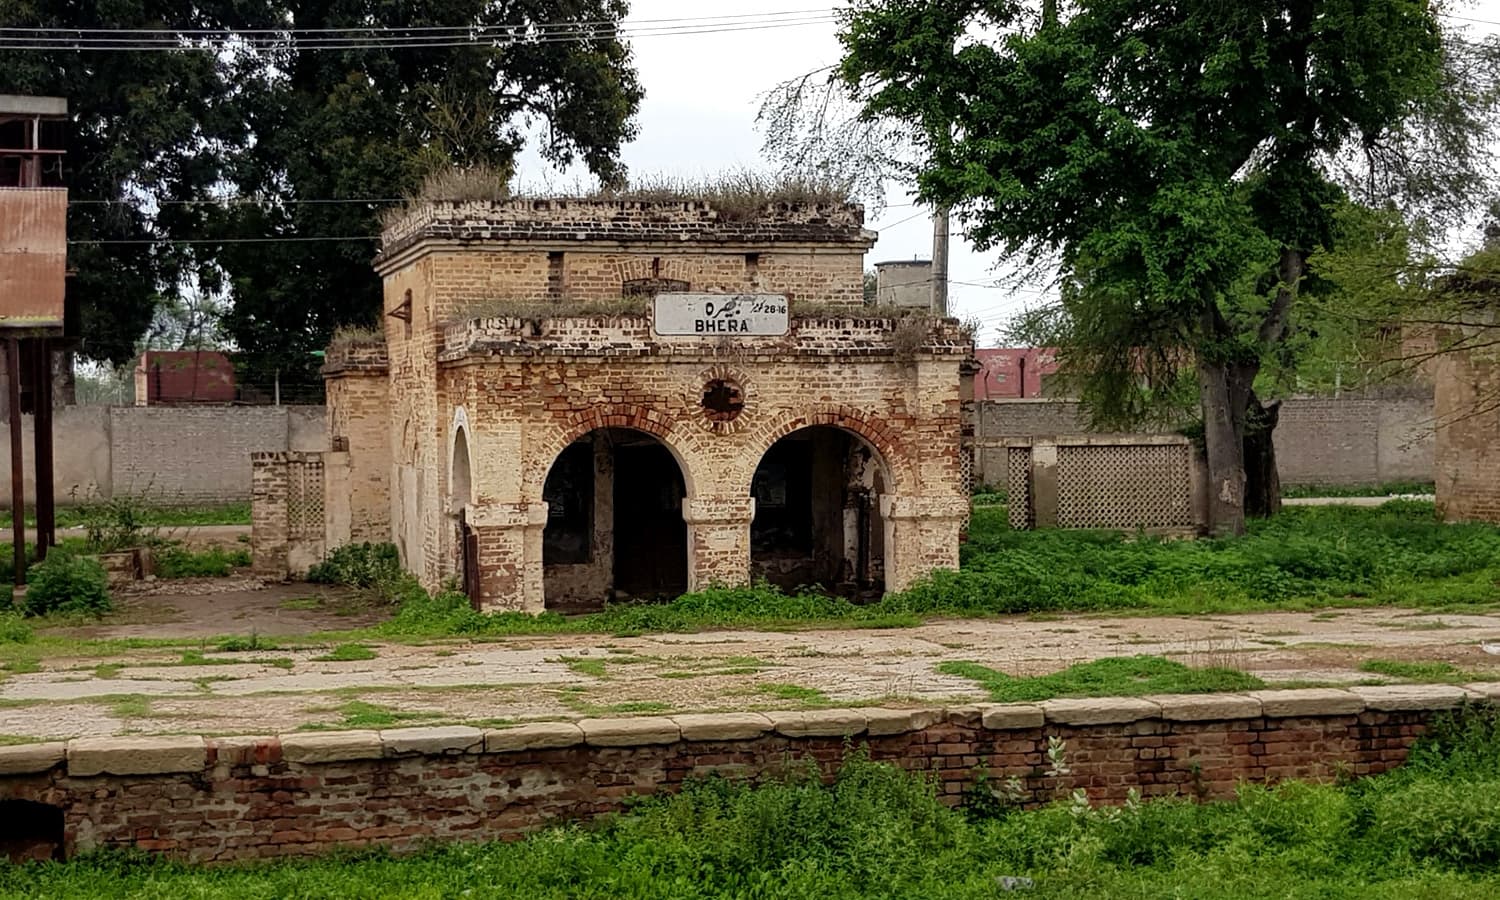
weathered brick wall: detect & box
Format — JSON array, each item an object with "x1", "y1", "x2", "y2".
[
  {"x1": 437, "y1": 316, "x2": 970, "y2": 609},
  {"x1": 975, "y1": 396, "x2": 1433, "y2": 488},
  {"x1": 1434, "y1": 323, "x2": 1500, "y2": 522},
  {"x1": 0, "y1": 406, "x2": 329, "y2": 509},
  {"x1": 0, "y1": 685, "x2": 1485, "y2": 864},
  {"x1": 324, "y1": 342, "x2": 391, "y2": 544}
]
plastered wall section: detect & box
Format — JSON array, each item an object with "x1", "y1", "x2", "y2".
[
  {"x1": 974, "y1": 396, "x2": 1433, "y2": 487},
  {"x1": 0, "y1": 405, "x2": 327, "y2": 508},
  {"x1": 1434, "y1": 333, "x2": 1500, "y2": 522},
  {"x1": 0, "y1": 685, "x2": 1484, "y2": 864}
]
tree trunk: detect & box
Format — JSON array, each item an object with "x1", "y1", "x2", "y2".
[
  {"x1": 1242, "y1": 392, "x2": 1282, "y2": 519},
  {"x1": 1196, "y1": 357, "x2": 1247, "y2": 536}
]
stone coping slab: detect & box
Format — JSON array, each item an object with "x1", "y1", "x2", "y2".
[
  {"x1": 7, "y1": 689, "x2": 1490, "y2": 772},
  {"x1": 0, "y1": 741, "x2": 66, "y2": 775},
  {"x1": 68, "y1": 735, "x2": 207, "y2": 777},
  {"x1": 381, "y1": 726, "x2": 485, "y2": 757},
  {"x1": 1042, "y1": 697, "x2": 1162, "y2": 726},
  {"x1": 1249, "y1": 688, "x2": 1367, "y2": 718}
]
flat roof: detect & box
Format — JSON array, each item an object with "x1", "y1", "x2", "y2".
[
  {"x1": 0, "y1": 95, "x2": 68, "y2": 117},
  {"x1": 873, "y1": 259, "x2": 932, "y2": 268}
]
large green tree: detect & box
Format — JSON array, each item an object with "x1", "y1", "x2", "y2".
[
  {"x1": 1, "y1": 1, "x2": 643, "y2": 390},
  {"x1": 838, "y1": 0, "x2": 1497, "y2": 533}
]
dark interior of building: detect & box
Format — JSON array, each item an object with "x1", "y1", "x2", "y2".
[{"x1": 543, "y1": 428, "x2": 688, "y2": 610}]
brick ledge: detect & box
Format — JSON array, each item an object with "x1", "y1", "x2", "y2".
[{"x1": 0, "y1": 685, "x2": 1487, "y2": 778}]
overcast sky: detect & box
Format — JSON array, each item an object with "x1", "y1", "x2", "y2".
[{"x1": 520, "y1": 1, "x2": 1500, "y2": 348}]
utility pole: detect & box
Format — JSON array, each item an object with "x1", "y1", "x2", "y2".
[{"x1": 932, "y1": 207, "x2": 950, "y2": 316}]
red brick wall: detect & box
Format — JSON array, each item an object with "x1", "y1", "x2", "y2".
[{"x1": 0, "y1": 687, "x2": 1481, "y2": 864}]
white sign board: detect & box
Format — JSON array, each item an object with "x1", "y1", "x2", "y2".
[{"x1": 652, "y1": 293, "x2": 789, "y2": 336}]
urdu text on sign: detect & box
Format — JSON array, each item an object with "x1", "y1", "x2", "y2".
[{"x1": 652, "y1": 293, "x2": 789, "y2": 336}]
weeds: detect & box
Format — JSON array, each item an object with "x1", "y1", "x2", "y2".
[
  {"x1": 313, "y1": 643, "x2": 378, "y2": 663},
  {"x1": 22, "y1": 551, "x2": 111, "y2": 617},
  {"x1": 13, "y1": 712, "x2": 1500, "y2": 897},
  {"x1": 937, "y1": 656, "x2": 1265, "y2": 702}
]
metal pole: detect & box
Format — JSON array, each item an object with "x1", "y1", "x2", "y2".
[
  {"x1": 8, "y1": 339, "x2": 26, "y2": 586},
  {"x1": 932, "y1": 207, "x2": 950, "y2": 316},
  {"x1": 33, "y1": 339, "x2": 54, "y2": 560}
]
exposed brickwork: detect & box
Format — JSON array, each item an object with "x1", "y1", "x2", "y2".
[
  {"x1": 0, "y1": 689, "x2": 1479, "y2": 864},
  {"x1": 304, "y1": 197, "x2": 974, "y2": 611},
  {"x1": 1434, "y1": 318, "x2": 1500, "y2": 522},
  {"x1": 323, "y1": 340, "x2": 391, "y2": 544}
]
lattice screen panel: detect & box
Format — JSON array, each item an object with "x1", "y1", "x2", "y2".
[
  {"x1": 1055, "y1": 443, "x2": 1193, "y2": 530},
  {"x1": 287, "y1": 457, "x2": 325, "y2": 539},
  {"x1": 1007, "y1": 447, "x2": 1033, "y2": 529},
  {"x1": 959, "y1": 441, "x2": 975, "y2": 537}
]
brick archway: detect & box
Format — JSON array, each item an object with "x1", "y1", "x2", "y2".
[
  {"x1": 524, "y1": 405, "x2": 701, "y2": 498},
  {"x1": 745, "y1": 407, "x2": 915, "y2": 495}
]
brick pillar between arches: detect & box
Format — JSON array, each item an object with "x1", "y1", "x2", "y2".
[{"x1": 682, "y1": 495, "x2": 755, "y2": 591}]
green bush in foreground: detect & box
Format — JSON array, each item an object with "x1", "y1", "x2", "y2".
[
  {"x1": 6, "y1": 708, "x2": 1500, "y2": 899},
  {"x1": 307, "y1": 543, "x2": 404, "y2": 593},
  {"x1": 21, "y1": 552, "x2": 111, "y2": 617}
]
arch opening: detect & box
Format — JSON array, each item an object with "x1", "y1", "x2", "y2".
[
  {"x1": 751, "y1": 425, "x2": 888, "y2": 598},
  {"x1": 450, "y1": 427, "x2": 472, "y2": 514},
  {"x1": 542, "y1": 428, "x2": 688, "y2": 612}
]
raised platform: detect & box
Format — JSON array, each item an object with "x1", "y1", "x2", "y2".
[{"x1": 1, "y1": 684, "x2": 1491, "y2": 863}]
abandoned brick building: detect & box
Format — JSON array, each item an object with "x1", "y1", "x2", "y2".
[{"x1": 255, "y1": 197, "x2": 972, "y2": 612}]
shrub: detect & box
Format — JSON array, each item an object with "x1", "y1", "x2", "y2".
[
  {"x1": 307, "y1": 543, "x2": 403, "y2": 590},
  {"x1": 23, "y1": 551, "x2": 111, "y2": 617},
  {"x1": 154, "y1": 546, "x2": 252, "y2": 579},
  {"x1": 0, "y1": 613, "x2": 32, "y2": 643}
]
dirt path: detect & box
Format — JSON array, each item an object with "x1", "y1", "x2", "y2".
[{"x1": 4, "y1": 593, "x2": 1499, "y2": 743}]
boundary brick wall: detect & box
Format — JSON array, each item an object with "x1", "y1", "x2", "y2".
[
  {"x1": 975, "y1": 395, "x2": 1433, "y2": 488},
  {"x1": 0, "y1": 405, "x2": 327, "y2": 508},
  {"x1": 0, "y1": 685, "x2": 1490, "y2": 864}
]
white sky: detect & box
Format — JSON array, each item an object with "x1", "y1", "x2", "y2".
[{"x1": 519, "y1": 1, "x2": 1500, "y2": 348}]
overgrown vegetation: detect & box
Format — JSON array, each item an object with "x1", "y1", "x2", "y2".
[
  {"x1": 307, "y1": 543, "x2": 404, "y2": 592},
  {"x1": 344, "y1": 500, "x2": 1500, "y2": 639},
  {"x1": 0, "y1": 502, "x2": 250, "y2": 530},
  {"x1": 9, "y1": 708, "x2": 1500, "y2": 898},
  {"x1": 154, "y1": 546, "x2": 252, "y2": 579},
  {"x1": 20, "y1": 551, "x2": 111, "y2": 618},
  {"x1": 1281, "y1": 481, "x2": 1435, "y2": 499},
  {"x1": 939, "y1": 656, "x2": 1265, "y2": 702}
]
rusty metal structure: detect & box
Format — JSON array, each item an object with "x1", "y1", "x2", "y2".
[{"x1": 0, "y1": 95, "x2": 68, "y2": 582}]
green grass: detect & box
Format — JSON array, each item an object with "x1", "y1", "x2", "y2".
[
  {"x1": 299, "y1": 701, "x2": 438, "y2": 730},
  {"x1": 756, "y1": 683, "x2": 831, "y2": 704},
  {"x1": 153, "y1": 545, "x2": 252, "y2": 579},
  {"x1": 1282, "y1": 481, "x2": 1435, "y2": 499},
  {"x1": 0, "y1": 502, "x2": 250, "y2": 529},
  {"x1": 561, "y1": 657, "x2": 608, "y2": 678},
  {"x1": 1359, "y1": 659, "x2": 1481, "y2": 683},
  {"x1": 938, "y1": 655, "x2": 1266, "y2": 702},
  {"x1": 9, "y1": 709, "x2": 1500, "y2": 898},
  {"x1": 312, "y1": 643, "x2": 378, "y2": 662},
  {"x1": 358, "y1": 501, "x2": 1500, "y2": 640}
]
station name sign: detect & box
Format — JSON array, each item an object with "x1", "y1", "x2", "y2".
[{"x1": 652, "y1": 292, "x2": 789, "y2": 336}]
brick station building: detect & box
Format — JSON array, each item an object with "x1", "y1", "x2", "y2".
[{"x1": 258, "y1": 197, "x2": 973, "y2": 612}]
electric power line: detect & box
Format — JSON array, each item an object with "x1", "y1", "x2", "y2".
[{"x1": 0, "y1": 13, "x2": 839, "y2": 52}]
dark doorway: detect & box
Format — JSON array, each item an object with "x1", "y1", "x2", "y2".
[
  {"x1": 613, "y1": 439, "x2": 688, "y2": 598},
  {"x1": 0, "y1": 800, "x2": 64, "y2": 863},
  {"x1": 542, "y1": 429, "x2": 688, "y2": 610},
  {"x1": 751, "y1": 426, "x2": 886, "y2": 597}
]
